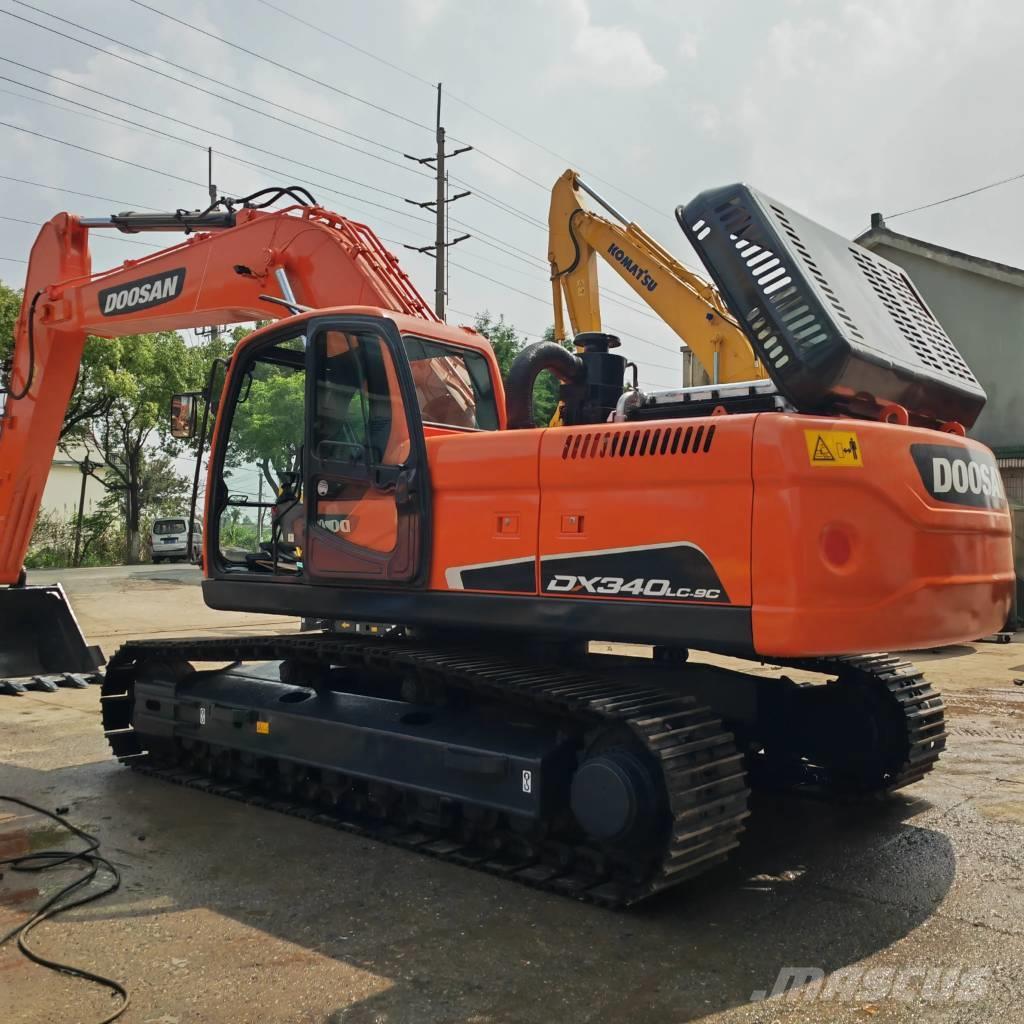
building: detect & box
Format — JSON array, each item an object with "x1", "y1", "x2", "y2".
[
  {"x1": 856, "y1": 215, "x2": 1024, "y2": 501},
  {"x1": 41, "y1": 444, "x2": 106, "y2": 519}
]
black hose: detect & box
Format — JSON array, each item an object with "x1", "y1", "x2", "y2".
[
  {"x1": 0, "y1": 795, "x2": 129, "y2": 1024},
  {"x1": 505, "y1": 341, "x2": 585, "y2": 429},
  {"x1": 5, "y1": 290, "x2": 42, "y2": 402}
]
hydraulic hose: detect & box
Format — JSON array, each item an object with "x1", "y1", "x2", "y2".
[{"x1": 505, "y1": 341, "x2": 585, "y2": 429}]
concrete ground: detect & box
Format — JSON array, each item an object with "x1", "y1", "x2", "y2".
[{"x1": 2, "y1": 565, "x2": 1024, "y2": 1023}]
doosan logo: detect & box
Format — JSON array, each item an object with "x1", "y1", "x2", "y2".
[
  {"x1": 932, "y1": 457, "x2": 1002, "y2": 499},
  {"x1": 911, "y1": 443, "x2": 1006, "y2": 510},
  {"x1": 98, "y1": 268, "x2": 186, "y2": 317}
]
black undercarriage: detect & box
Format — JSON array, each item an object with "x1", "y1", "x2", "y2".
[{"x1": 101, "y1": 634, "x2": 945, "y2": 906}]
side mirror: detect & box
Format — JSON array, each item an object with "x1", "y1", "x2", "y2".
[{"x1": 170, "y1": 393, "x2": 200, "y2": 439}]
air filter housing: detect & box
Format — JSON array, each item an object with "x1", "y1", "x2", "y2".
[{"x1": 678, "y1": 185, "x2": 986, "y2": 427}]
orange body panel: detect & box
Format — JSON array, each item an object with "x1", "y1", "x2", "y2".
[
  {"x1": 536, "y1": 419, "x2": 753, "y2": 606},
  {"x1": 750, "y1": 415, "x2": 1013, "y2": 656},
  {"x1": 422, "y1": 411, "x2": 1012, "y2": 656},
  {"x1": 427, "y1": 429, "x2": 541, "y2": 592}
]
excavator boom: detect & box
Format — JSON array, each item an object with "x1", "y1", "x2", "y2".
[
  {"x1": 1, "y1": 199, "x2": 437, "y2": 588},
  {"x1": 548, "y1": 169, "x2": 766, "y2": 384},
  {"x1": 0, "y1": 194, "x2": 442, "y2": 685}
]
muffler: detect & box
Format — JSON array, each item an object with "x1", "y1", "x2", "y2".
[{"x1": 0, "y1": 584, "x2": 104, "y2": 695}]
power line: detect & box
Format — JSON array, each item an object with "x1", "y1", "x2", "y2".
[
  {"x1": 0, "y1": 119, "x2": 203, "y2": 187},
  {"x1": 0, "y1": 80, "x2": 175, "y2": 142},
  {"x1": 0, "y1": 173, "x2": 158, "y2": 210},
  {"x1": 444, "y1": 305, "x2": 674, "y2": 385},
  {"x1": 0, "y1": 213, "x2": 165, "y2": 248},
  {"x1": 452, "y1": 237, "x2": 661, "y2": 323},
  {"x1": 120, "y1": 0, "x2": 561, "y2": 205},
  {"x1": 448, "y1": 260, "x2": 680, "y2": 360},
  {"x1": 4, "y1": 3, "x2": 698, "y2": 296},
  {"x1": 252, "y1": 0, "x2": 436, "y2": 89},
  {"x1": 0, "y1": 78, "x2": 436, "y2": 231},
  {"x1": 886, "y1": 169, "x2": 1024, "y2": 220},
  {"x1": 0, "y1": 7, "x2": 562, "y2": 241},
  {"x1": 249, "y1": 0, "x2": 681, "y2": 222},
  {"x1": 3, "y1": 4, "x2": 432, "y2": 177},
  {"x1": 0, "y1": 256, "x2": 27, "y2": 263},
  {"x1": 123, "y1": 0, "x2": 433, "y2": 133},
  {"x1": 0, "y1": 62, "x2": 421, "y2": 204},
  {"x1": 120, "y1": 0, "x2": 556, "y2": 198}
]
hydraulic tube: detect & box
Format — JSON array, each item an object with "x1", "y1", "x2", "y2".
[{"x1": 505, "y1": 341, "x2": 585, "y2": 429}]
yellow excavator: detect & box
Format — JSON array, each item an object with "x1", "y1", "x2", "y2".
[{"x1": 548, "y1": 168, "x2": 767, "y2": 385}]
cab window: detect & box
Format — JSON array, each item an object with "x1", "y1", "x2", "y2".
[
  {"x1": 314, "y1": 330, "x2": 410, "y2": 467},
  {"x1": 403, "y1": 336, "x2": 498, "y2": 431}
]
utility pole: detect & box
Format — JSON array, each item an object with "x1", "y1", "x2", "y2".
[
  {"x1": 404, "y1": 84, "x2": 472, "y2": 319},
  {"x1": 257, "y1": 474, "x2": 265, "y2": 544},
  {"x1": 73, "y1": 455, "x2": 94, "y2": 567}
]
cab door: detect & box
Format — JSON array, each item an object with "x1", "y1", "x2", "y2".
[{"x1": 304, "y1": 316, "x2": 429, "y2": 584}]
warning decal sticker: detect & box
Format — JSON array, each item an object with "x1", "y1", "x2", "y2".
[{"x1": 804, "y1": 430, "x2": 863, "y2": 468}]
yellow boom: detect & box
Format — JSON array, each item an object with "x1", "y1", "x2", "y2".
[{"x1": 548, "y1": 169, "x2": 766, "y2": 383}]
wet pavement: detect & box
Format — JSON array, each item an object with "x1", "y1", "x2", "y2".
[{"x1": 2, "y1": 569, "x2": 1024, "y2": 1023}]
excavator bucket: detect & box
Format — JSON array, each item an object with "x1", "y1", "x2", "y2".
[{"x1": 0, "y1": 585, "x2": 104, "y2": 695}]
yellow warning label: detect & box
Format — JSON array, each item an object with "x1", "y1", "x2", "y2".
[
  {"x1": 256, "y1": 721, "x2": 270, "y2": 735},
  {"x1": 804, "y1": 430, "x2": 863, "y2": 468}
]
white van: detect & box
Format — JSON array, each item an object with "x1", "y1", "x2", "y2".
[{"x1": 150, "y1": 517, "x2": 202, "y2": 563}]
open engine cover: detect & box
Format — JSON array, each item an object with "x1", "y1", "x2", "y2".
[{"x1": 678, "y1": 185, "x2": 986, "y2": 427}]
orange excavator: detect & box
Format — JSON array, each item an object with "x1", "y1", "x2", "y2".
[{"x1": 0, "y1": 183, "x2": 1013, "y2": 905}]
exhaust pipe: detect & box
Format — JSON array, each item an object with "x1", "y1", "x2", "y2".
[{"x1": 0, "y1": 584, "x2": 104, "y2": 695}]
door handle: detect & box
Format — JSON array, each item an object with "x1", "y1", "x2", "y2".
[{"x1": 394, "y1": 468, "x2": 417, "y2": 508}]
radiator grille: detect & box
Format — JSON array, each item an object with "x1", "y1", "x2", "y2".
[
  {"x1": 848, "y1": 247, "x2": 977, "y2": 383},
  {"x1": 561, "y1": 425, "x2": 716, "y2": 460}
]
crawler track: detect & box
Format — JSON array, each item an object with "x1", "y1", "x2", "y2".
[
  {"x1": 101, "y1": 634, "x2": 751, "y2": 906},
  {"x1": 799, "y1": 653, "x2": 947, "y2": 794},
  {"x1": 100, "y1": 639, "x2": 944, "y2": 904}
]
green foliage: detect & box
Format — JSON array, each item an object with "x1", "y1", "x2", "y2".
[
  {"x1": 0, "y1": 279, "x2": 21, "y2": 364},
  {"x1": 60, "y1": 329, "x2": 220, "y2": 562},
  {"x1": 220, "y1": 507, "x2": 261, "y2": 553},
  {"x1": 473, "y1": 313, "x2": 568, "y2": 427},
  {"x1": 24, "y1": 508, "x2": 124, "y2": 570},
  {"x1": 225, "y1": 363, "x2": 306, "y2": 493},
  {"x1": 472, "y1": 312, "x2": 525, "y2": 378}
]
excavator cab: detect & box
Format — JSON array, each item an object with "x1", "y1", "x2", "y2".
[{"x1": 202, "y1": 310, "x2": 502, "y2": 588}]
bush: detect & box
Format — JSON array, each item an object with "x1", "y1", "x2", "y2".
[{"x1": 24, "y1": 508, "x2": 126, "y2": 569}]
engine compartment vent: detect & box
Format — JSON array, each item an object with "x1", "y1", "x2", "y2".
[
  {"x1": 679, "y1": 184, "x2": 986, "y2": 428},
  {"x1": 561, "y1": 424, "x2": 715, "y2": 460}
]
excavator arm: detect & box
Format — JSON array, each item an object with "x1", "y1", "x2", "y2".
[
  {"x1": 0, "y1": 199, "x2": 438, "y2": 590},
  {"x1": 548, "y1": 169, "x2": 766, "y2": 384}
]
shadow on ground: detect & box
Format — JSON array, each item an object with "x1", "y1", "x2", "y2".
[{"x1": 0, "y1": 755, "x2": 954, "y2": 1024}]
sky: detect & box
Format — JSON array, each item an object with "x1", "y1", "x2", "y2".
[{"x1": 1, "y1": 0, "x2": 1024, "y2": 396}]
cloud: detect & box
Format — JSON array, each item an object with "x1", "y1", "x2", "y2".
[
  {"x1": 546, "y1": 0, "x2": 667, "y2": 88},
  {"x1": 401, "y1": 0, "x2": 448, "y2": 26},
  {"x1": 718, "y1": 0, "x2": 1024, "y2": 238},
  {"x1": 679, "y1": 31, "x2": 699, "y2": 60}
]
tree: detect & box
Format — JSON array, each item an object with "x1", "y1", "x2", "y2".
[
  {"x1": 472, "y1": 312, "x2": 527, "y2": 378},
  {"x1": 1, "y1": 279, "x2": 119, "y2": 437},
  {"x1": 0, "y1": 279, "x2": 20, "y2": 359},
  {"x1": 61, "y1": 330, "x2": 220, "y2": 562},
  {"x1": 220, "y1": 324, "x2": 304, "y2": 495},
  {"x1": 472, "y1": 313, "x2": 570, "y2": 427},
  {"x1": 224, "y1": 364, "x2": 306, "y2": 493}
]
